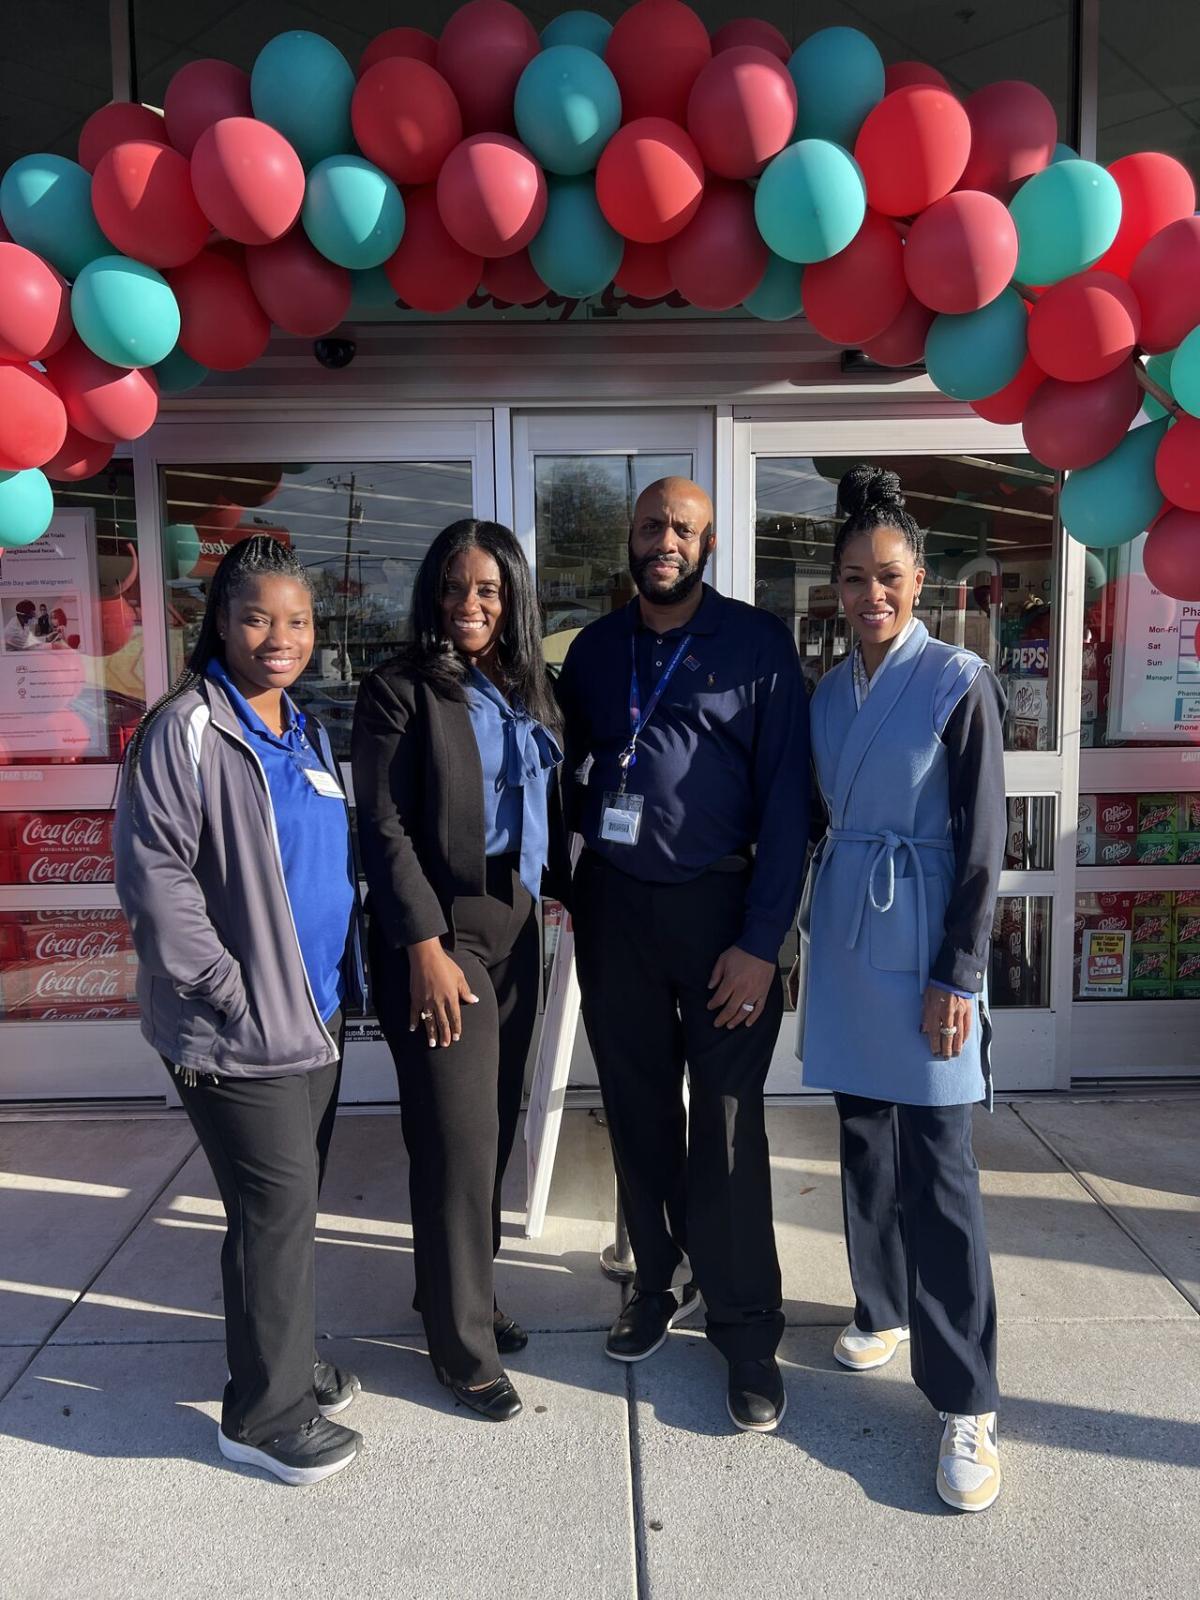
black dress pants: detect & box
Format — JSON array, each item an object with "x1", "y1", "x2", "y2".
[
  {"x1": 572, "y1": 850, "x2": 785, "y2": 1363},
  {"x1": 168, "y1": 1017, "x2": 342, "y2": 1446},
  {"x1": 834, "y1": 1092, "x2": 999, "y2": 1415},
  {"x1": 372, "y1": 856, "x2": 539, "y2": 1388}
]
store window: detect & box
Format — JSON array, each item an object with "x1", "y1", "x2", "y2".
[
  {"x1": 0, "y1": 460, "x2": 145, "y2": 767},
  {"x1": 1074, "y1": 888, "x2": 1200, "y2": 1000},
  {"x1": 755, "y1": 452, "x2": 1058, "y2": 750},
  {"x1": 1098, "y1": 0, "x2": 1200, "y2": 175},
  {"x1": 159, "y1": 460, "x2": 473, "y2": 760}
]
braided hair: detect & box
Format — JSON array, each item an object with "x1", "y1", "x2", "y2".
[
  {"x1": 123, "y1": 534, "x2": 314, "y2": 785},
  {"x1": 831, "y1": 465, "x2": 925, "y2": 579}
]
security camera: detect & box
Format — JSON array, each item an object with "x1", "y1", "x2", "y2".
[{"x1": 313, "y1": 337, "x2": 357, "y2": 370}]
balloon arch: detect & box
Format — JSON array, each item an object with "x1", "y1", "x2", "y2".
[{"x1": 1, "y1": 0, "x2": 1198, "y2": 598}]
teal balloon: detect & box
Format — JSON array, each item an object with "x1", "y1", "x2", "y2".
[
  {"x1": 163, "y1": 523, "x2": 201, "y2": 579},
  {"x1": 1060, "y1": 418, "x2": 1169, "y2": 549},
  {"x1": 528, "y1": 177, "x2": 622, "y2": 300},
  {"x1": 515, "y1": 46, "x2": 621, "y2": 176},
  {"x1": 71, "y1": 256, "x2": 180, "y2": 369},
  {"x1": 541, "y1": 10, "x2": 612, "y2": 55},
  {"x1": 251, "y1": 31, "x2": 354, "y2": 169},
  {"x1": 925, "y1": 289, "x2": 1028, "y2": 401},
  {"x1": 0, "y1": 469, "x2": 53, "y2": 549},
  {"x1": 788, "y1": 28, "x2": 884, "y2": 148},
  {"x1": 1141, "y1": 349, "x2": 1177, "y2": 421},
  {"x1": 153, "y1": 346, "x2": 209, "y2": 394},
  {"x1": 348, "y1": 266, "x2": 404, "y2": 320},
  {"x1": 1010, "y1": 159, "x2": 1123, "y2": 285},
  {"x1": 754, "y1": 140, "x2": 866, "y2": 265},
  {"x1": 1170, "y1": 329, "x2": 1200, "y2": 419},
  {"x1": 302, "y1": 156, "x2": 405, "y2": 270},
  {"x1": 0, "y1": 154, "x2": 108, "y2": 280},
  {"x1": 1050, "y1": 143, "x2": 1078, "y2": 164},
  {"x1": 744, "y1": 254, "x2": 804, "y2": 321}
]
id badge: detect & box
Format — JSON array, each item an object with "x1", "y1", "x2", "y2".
[
  {"x1": 303, "y1": 765, "x2": 345, "y2": 799},
  {"x1": 600, "y1": 791, "x2": 643, "y2": 846}
]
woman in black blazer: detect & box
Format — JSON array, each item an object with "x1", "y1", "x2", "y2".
[{"x1": 351, "y1": 519, "x2": 565, "y2": 1422}]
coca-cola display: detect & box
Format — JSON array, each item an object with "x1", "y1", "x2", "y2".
[
  {"x1": 0, "y1": 908, "x2": 138, "y2": 1020},
  {"x1": 0, "y1": 812, "x2": 114, "y2": 886},
  {"x1": 989, "y1": 896, "x2": 1051, "y2": 1008}
]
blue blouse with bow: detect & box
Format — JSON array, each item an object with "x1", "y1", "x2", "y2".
[{"x1": 466, "y1": 667, "x2": 562, "y2": 901}]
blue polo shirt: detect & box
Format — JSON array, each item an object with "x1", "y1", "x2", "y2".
[
  {"x1": 207, "y1": 659, "x2": 355, "y2": 1023},
  {"x1": 466, "y1": 667, "x2": 563, "y2": 901},
  {"x1": 555, "y1": 586, "x2": 810, "y2": 964}
]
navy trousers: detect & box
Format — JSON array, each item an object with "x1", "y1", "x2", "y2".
[{"x1": 834, "y1": 1092, "x2": 999, "y2": 1415}]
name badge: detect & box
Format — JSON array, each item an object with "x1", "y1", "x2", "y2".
[
  {"x1": 303, "y1": 766, "x2": 345, "y2": 799},
  {"x1": 600, "y1": 791, "x2": 643, "y2": 846}
]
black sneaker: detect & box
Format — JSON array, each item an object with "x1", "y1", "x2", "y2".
[
  {"x1": 727, "y1": 1357, "x2": 786, "y2": 1432},
  {"x1": 605, "y1": 1281, "x2": 701, "y2": 1363},
  {"x1": 314, "y1": 1359, "x2": 361, "y2": 1417},
  {"x1": 217, "y1": 1415, "x2": 362, "y2": 1485}
]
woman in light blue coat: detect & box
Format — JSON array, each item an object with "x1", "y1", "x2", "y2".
[{"x1": 796, "y1": 466, "x2": 1007, "y2": 1513}]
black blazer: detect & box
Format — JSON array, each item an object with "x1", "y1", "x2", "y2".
[{"x1": 351, "y1": 659, "x2": 570, "y2": 951}]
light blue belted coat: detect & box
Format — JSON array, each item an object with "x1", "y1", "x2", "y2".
[{"x1": 797, "y1": 621, "x2": 1006, "y2": 1108}]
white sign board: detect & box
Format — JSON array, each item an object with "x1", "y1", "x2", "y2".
[{"x1": 1109, "y1": 533, "x2": 1200, "y2": 742}]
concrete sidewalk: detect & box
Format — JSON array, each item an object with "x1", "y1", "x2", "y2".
[{"x1": 1, "y1": 1099, "x2": 1197, "y2": 1600}]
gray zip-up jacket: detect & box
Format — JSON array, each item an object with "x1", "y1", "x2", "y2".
[{"x1": 114, "y1": 676, "x2": 365, "y2": 1078}]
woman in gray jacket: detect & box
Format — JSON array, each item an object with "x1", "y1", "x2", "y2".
[{"x1": 115, "y1": 536, "x2": 365, "y2": 1486}]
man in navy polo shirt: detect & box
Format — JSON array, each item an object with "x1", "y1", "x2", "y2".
[{"x1": 557, "y1": 477, "x2": 809, "y2": 1432}]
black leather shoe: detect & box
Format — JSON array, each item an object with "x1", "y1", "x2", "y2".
[
  {"x1": 494, "y1": 1311, "x2": 529, "y2": 1354},
  {"x1": 605, "y1": 1281, "x2": 701, "y2": 1363},
  {"x1": 314, "y1": 1359, "x2": 361, "y2": 1417},
  {"x1": 727, "y1": 1357, "x2": 786, "y2": 1432},
  {"x1": 446, "y1": 1373, "x2": 524, "y2": 1422}
]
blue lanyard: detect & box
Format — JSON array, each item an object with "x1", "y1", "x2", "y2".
[{"x1": 619, "y1": 630, "x2": 693, "y2": 785}]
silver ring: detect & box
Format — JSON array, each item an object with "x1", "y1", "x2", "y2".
[
  {"x1": 419, "y1": 1011, "x2": 433, "y2": 1022},
  {"x1": 741, "y1": 1001, "x2": 756, "y2": 1013},
  {"x1": 939, "y1": 1025, "x2": 958, "y2": 1037}
]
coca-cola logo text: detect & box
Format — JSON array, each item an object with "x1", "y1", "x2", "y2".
[
  {"x1": 33, "y1": 931, "x2": 124, "y2": 960},
  {"x1": 20, "y1": 816, "x2": 107, "y2": 849},
  {"x1": 27, "y1": 856, "x2": 111, "y2": 884},
  {"x1": 32, "y1": 965, "x2": 127, "y2": 1000}
]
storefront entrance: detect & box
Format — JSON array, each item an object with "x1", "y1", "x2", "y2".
[{"x1": 2, "y1": 391, "x2": 1197, "y2": 1102}]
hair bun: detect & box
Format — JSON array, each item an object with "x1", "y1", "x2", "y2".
[{"x1": 837, "y1": 464, "x2": 904, "y2": 519}]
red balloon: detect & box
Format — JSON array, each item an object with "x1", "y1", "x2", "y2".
[
  {"x1": 359, "y1": 27, "x2": 439, "y2": 77},
  {"x1": 686, "y1": 47, "x2": 797, "y2": 180},
  {"x1": 596, "y1": 119, "x2": 705, "y2": 244},
  {"x1": 384, "y1": 185, "x2": 483, "y2": 313},
  {"x1": 164, "y1": 60, "x2": 254, "y2": 159},
  {"x1": 802, "y1": 210, "x2": 908, "y2": 346},
  {"x1": 92, "y1": 141, "x2": 211, "y2": 270},
  {"x1": 885, "y1": 62, "x2": 950, "y2": 93},
  {"x1": 42, "y1": 425, "x2": 115, "y2": 482},
  {"x1": 711, "y1": 19, "x2": 790, "y2": 62},
  {"x1": 1022, "y1": 365, "x2": 1142, "y2": 470},
  {"x1": 43, "y1": 337, "x2": 159, "y2": 444},
  {"x1": 1130, "y1": 216, "x2": 1200, "y2": 354},
  {"x1": 862, "y1": 295, "x2": 936, "y2": 367},
  {"x1": 970, "y1": 352, "x2": 1045, "y2": 423},
  {"x1": 854, "y1": 86, "x2": 972, "y2": 218},
  {"x1": 1027, "y1": 271, "x2": 1141, "y2": 382},
  {"x1": 606, "y1": 0, "x2": 712, "y2": 124},
  {"x1": 480, "y1": 250, "x2": 548, "y2": 305},
  {"x1": 957, "y1": 81, "x2": 1057, "y2": 200},
  {"x1": 1144, "y1": 505, "x2": 1200, "y2": 601},
  {"x1": 666, "y1": 181, "x2": 766, "y2": 310},
  {"x1": 0, "y1": 363, "x2": 67, "y2": 471},
  {"x1": 246, "y1": 230, "x2": 351, "y2": 336},
  {"x1": 78, "y1": 102, "x2": 167, "y2": 174},
  {"x1": 615, "y1": 241, "x2": 674, "y2": 299},
  {"x1": 436, "y1": 135, "x2": 547, "y2": 259},
  {"x1": 904, "y1": 189, "x2": 1018, "y2": 313},
  {"x1": 352, "y1": 58, "x2": 463, "y2": 187},
  {"x1": 190, "y1": 118, "x2": 305, "y2": 246},
  {"x1": 0, "y1": 242, "x2": 71, "y2": 361},
  {"x1": 168, "y1": 247, "x2": 271, "y2": 371},
  {"x1": 1093, "y1": 153, "x2": 1197, "y2": 279},
  {"x1": 436, "y1": 0, "x2": 539, "y2": 135},
  {"x1": 1155, "y1": 416, "x2": 1200, "y2": 513}
]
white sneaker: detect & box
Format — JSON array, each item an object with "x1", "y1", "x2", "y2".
[
  {"x1": 832, "y1": 1322, "x2": 910, "y2": 1371},
  {"x1": 936, "y1": 1411, "x2": 1001, "y2": 1512}
]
